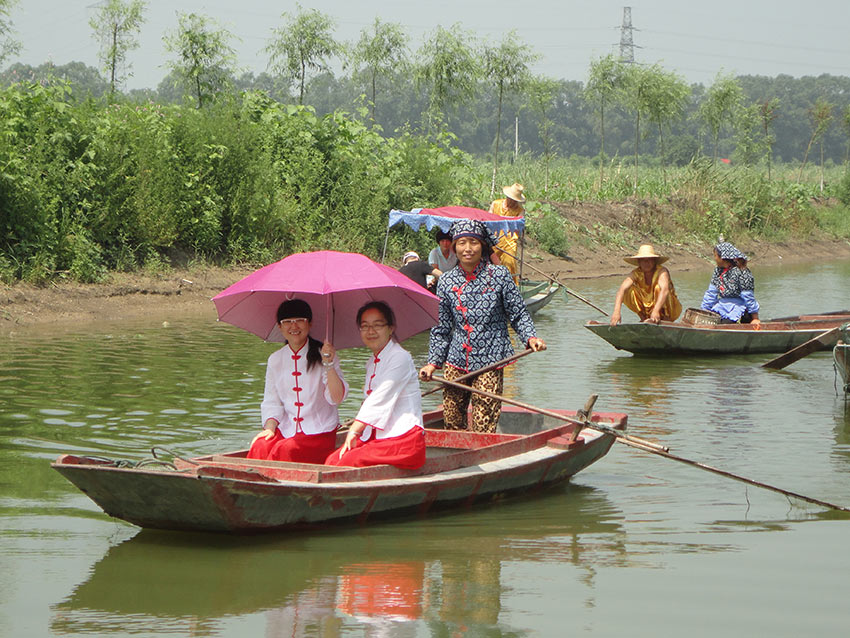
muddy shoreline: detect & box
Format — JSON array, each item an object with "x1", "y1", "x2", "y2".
[{"x1": 3, "y1": 236, "x2": 848, "y2": 336}]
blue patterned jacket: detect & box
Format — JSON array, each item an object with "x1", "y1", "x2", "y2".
[{"x1": 427, "y1": 261, "x2": 537, "y2": 372}]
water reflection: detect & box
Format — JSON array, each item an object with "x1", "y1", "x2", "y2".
[{"x1": 51, "y1": 486, "x2": 635, "y2": 636}]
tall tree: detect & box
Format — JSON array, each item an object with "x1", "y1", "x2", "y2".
[
  {"x1": 640, "y1": 66, "x2": 690, "y2": 185},
  {"x1": 797, "y1": 97, "x2": 833, "y2": 187},
  {"x1": 266, "y1": 4, "x2": 338, "y2": 104},
  {"x1": 698, "y1": 72, "x2": 742, "y2": 164},
  {"x1": 415, "y1": 24, "x2": 481, "y2": 124},
  {"x1": 0, "y1": 0, "x2": 20, "y2": 66},
  {"x1": 89, "y1": 0, "x2": 146, "y2": 95},
  {"x1": 163, "y1": 12, "x2": 237, "y2": 109},
  {"x1": 620, "y1": 63, "x2": 654, "y2": 193},
  {"x1": 759, "y1": 98, "x2": 780, "y2": 180},
  {"x1": 348, "y1": 17, "x2": 407, "y2": 120},
  {"x1": 584, "y1": 54, "x2": 626, "y2": 182},
  {"x1": 483, "y1": 31, "x2": 538, "y2": 188},
  {"x1": 841, "y1": 105, "x2": 850, "y2": 170},
  {"x1": 525, "y1": 75, "x2": 560, "y2": 192}
]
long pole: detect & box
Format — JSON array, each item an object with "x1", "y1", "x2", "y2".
[
  {"x1": 431, "y1": 377, "x2": 850, "y2": 513},
  {"x1": 493, "y1": 244, "x2": 609, "y2": 316},
  {"x1": 421, "y1": 348, "x2": 535, "y2": 397}
]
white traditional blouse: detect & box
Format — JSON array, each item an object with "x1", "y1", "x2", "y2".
[
  {"x1": 355, "y1": 339, "x2": 424, "y2": 441},
  {"x1": 260, "y1": 343, "x2": 348, "y2": 437}
]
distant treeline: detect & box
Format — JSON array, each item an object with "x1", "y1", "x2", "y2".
[{"x1": 4, "y1": 60, "x2": 850, "y2": 169}]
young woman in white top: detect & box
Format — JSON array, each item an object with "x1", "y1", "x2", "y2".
[
  {"x1": 248, "y1": 299, "x2": 348, "y2": 464},
  {"x1": 325, "y1": 301, "x2": 426, "y2": 469}
]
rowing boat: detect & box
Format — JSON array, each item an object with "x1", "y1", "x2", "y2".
[
  {"x1": 522, "y1": 281, "x2": 560, "y2": 315},
  {"x1": 51, "y1": 406, "x2": 626, "y2": 533},
  {"x1": 834, "y1": 323, "x2": 850, "y2": 394},
  {"x1": 585, "y1": 310, "x2": 850, "y2": 355}
]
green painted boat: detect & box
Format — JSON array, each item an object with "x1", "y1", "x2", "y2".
[
  {"x1": 834, "y1": 324, "x2": 850, "y2": 394},
  {"x1": 585, "y1": 310, "x2": 850, "y2": 355}
]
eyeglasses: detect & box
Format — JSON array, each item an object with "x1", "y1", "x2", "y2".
[
  {"x1": 359, "y1": 322, "x2": 389, "y2": 332},
  {"x1": 279, "y1": 318, "x2": 308, "y2": 326}
]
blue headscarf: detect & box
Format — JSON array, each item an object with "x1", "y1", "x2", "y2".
[{"x1": 449, "y1": 219, "x2": 495, "y2": 250}]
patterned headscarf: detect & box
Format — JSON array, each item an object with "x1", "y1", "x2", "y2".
[
  {"x1": 449, "y1": 219, "x2": 495, "y2": 248},
  {"x1": 714, "y1": 242, "x2": 744, "y2": 261}
]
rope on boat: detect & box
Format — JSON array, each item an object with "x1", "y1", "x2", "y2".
[{"x1": 79, "y1": 447, "x2": 199, "y2": 472}]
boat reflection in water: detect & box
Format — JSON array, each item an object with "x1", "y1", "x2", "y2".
[{"x1": 51, "y1": 486, "x2": 636, "y2": 636}]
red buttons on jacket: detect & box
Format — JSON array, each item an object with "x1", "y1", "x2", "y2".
[
  {"x1": 294, "y1": 402, "x2": 304, "y2": 407},
  {"x1": 293, "y1": 371, "x2": 302, "y2": 376},
  {"x1": 292, "y1": 387, "x2": 302, "y2": 392},
  {"x1": 366, "y1": 389, "x2": 373, "y2": 395},
  {"x1": 291, "y1": 354, "x2": 301, "y2": 360}
]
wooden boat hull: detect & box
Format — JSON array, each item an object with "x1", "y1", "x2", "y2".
[
  {"x1": 524, "y1": 283, "x2": 560, "y2": 315},
  {"x1": 585, "y1": 311, "x2": 850, "y2": 355},
  {"x1": 835, "y1": 343, "x2": 850, "y2": 393},
  {"x1": 834, "y1": 325, "x2": 850, "y2": 394},
  {"x1": 51, "y1": 406, "x2": 625, "y2": 533}
]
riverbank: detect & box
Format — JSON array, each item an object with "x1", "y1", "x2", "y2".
[{"x1": 3, "y1": 231, "x2": 849, "y2": 335}]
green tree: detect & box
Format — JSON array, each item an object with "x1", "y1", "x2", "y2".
[
  {"x1": 347, "y1": 17, "x2": 407, "y2": 120},
  {"x1": 698, "y1": 72, "x2": 742, "y2": 164},
  {"x1": 163, "y1": 12, "x2": 237, "y2": 109},
  {"x1": 89, "y1": 0, "x2": 146, "y2": 94},
  {"x1": 584, "y1": 54, "x2": 626, "y2": 182},
  {"x1": 0, "y1": 0, "x2": 20, "y2": 66},
  {"x1": 842, "y1": 105, "x2": 850, "y2": 169},
  {"x1": 640, "y1": 65, "x2": 690, "y2": 185},
  {"x1": 266, "y1": 4, "x2": 338, "y2": 105},
  {"x1": 759, "y1": 98, "x2": 780, "y2": 179},
  {"x1": 733, "y1": 102, "x2": 764, "y2": 167},
  {"x1": 525, "y1": 75, "x2": 560, "y2": 192},
  {"x1": 483, "y1": 31, "x2": 538, "y2": 187},
  {"x1": 416, "y1": 24, "x2": 481, "y2": 123},
  {"x1": 797, "y1": 97, "x2": 833, "y2": 187}
]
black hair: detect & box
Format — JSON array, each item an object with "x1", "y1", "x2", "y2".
[
  {"x1": 276, "y1": 300, "x2": 322, "y2": 370},
  {"x1": 356, "y1": 301, "x2": 395, "y2": 328}
]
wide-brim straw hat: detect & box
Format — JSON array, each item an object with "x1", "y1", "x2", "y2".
[
  {"x1": 502, "y1": 183, "x2": 526, "y2": 203},
  {"x1": 624, "y1": 244, "x2": 668, "y2": 266}
]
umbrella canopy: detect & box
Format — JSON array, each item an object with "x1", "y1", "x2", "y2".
[
  {"x1": 388, "y1": 206, "x2": 524, "y2": 234},
  {"x1": 212, "y1": 251, "x2": 439, "y2": 348}
]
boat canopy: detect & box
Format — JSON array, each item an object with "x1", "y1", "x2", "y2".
[{"x1": 388, "y1": 206, "x2": 525, "y2": 234}]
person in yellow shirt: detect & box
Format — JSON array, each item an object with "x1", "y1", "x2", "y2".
[
  {"x1": 610, "y1": 244, "x2": 682, "y2": 325},
  {"x1": 488, "y1": 182, "x2": 525, "y2": 282}
]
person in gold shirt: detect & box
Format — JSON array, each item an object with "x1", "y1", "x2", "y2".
[
  {"x1": 610, "y1": 244, "x2": 682, "y2": 325},
  {"x1": 488, "y1": 182, "x2": 525, "y2": 281}
]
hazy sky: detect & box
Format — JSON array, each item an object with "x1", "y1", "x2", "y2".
[{"x1": 9, "y1": 0, "x2": 850, "y2": 90}]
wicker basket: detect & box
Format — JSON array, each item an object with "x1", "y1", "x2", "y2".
[{"x1": 682, "y1": 307, "x2": 721, "y2": 325}]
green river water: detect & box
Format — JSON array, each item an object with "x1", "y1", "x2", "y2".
[{"x1": 2, "y1": 259, "x2": 849, "y2": 637}]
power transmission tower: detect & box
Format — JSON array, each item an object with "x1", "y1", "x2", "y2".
[{"x1": 618, "y1": 6, "x2": 640, "y2": 64}]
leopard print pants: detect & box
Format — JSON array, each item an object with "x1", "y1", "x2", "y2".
[{"x1": 442, "y1": 366, "x2": 504, "y2": 433}]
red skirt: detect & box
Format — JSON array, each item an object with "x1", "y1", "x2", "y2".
[
  {"x1": 247, "y1": 429, "x2": 338, "y2": 465},
  {"x1": 325, "y1": 426, "x2": 426, "y2": 470}
]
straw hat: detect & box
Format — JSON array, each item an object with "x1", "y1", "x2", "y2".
[
  {"x1": 624, "y1": 244, "x2": 668, "y2": 266},
  {"x1": 502, "y1": 183, "x2": 526, "y2": 203}
]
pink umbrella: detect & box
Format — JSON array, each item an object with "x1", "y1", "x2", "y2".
[{"x1": 212, "y1": 251, "x2": 439, "y2": 348}]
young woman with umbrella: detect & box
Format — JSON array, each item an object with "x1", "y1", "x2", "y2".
[
  {"x1": 248, "y1": 299, "x2": 349, "y2": 463},
  {"x1": 418, "y1": 219, "x2": 546, "y2": 433}
]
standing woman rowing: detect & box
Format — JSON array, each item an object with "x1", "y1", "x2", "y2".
[{"x1": 419, "y1": 219, "x2": 546, "y2": 433}]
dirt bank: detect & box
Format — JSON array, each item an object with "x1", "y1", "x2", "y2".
[{"x1": 3, "y1": 200, "x2": 849, "y2": 334}]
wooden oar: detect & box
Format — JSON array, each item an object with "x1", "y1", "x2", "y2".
[
  {"x1": 761, "y1": 327, "x2": 840, "y2": 370},
  {"x1": 420, "y1": 348, "x2": 536, "y2": 397},
  {"x1": 492, "y1": 244, "x2": 609, "y2": 316},
  {"x1": 432, "y1": 376, "x2": 669, "y2": 452},
  {"x1": 430, "y1": 377, "x2": 850, "y2": 513}
]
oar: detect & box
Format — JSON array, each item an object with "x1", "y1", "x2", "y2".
[
  {"x1": 432, "y1": 376, "x2": 669, "y2": 452},
  {"x1": 491, "y1": 244, "x2": 609, "y2": 316},
  {"x1": 430, "y1": 377, "x2": 850, "y2": 513},
  {"x1": 761, "y1": 327, "x2": 839, "y2": 370},
  {"x1": 420, "y1": 348, "x2": 536, "y2": 397}
]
